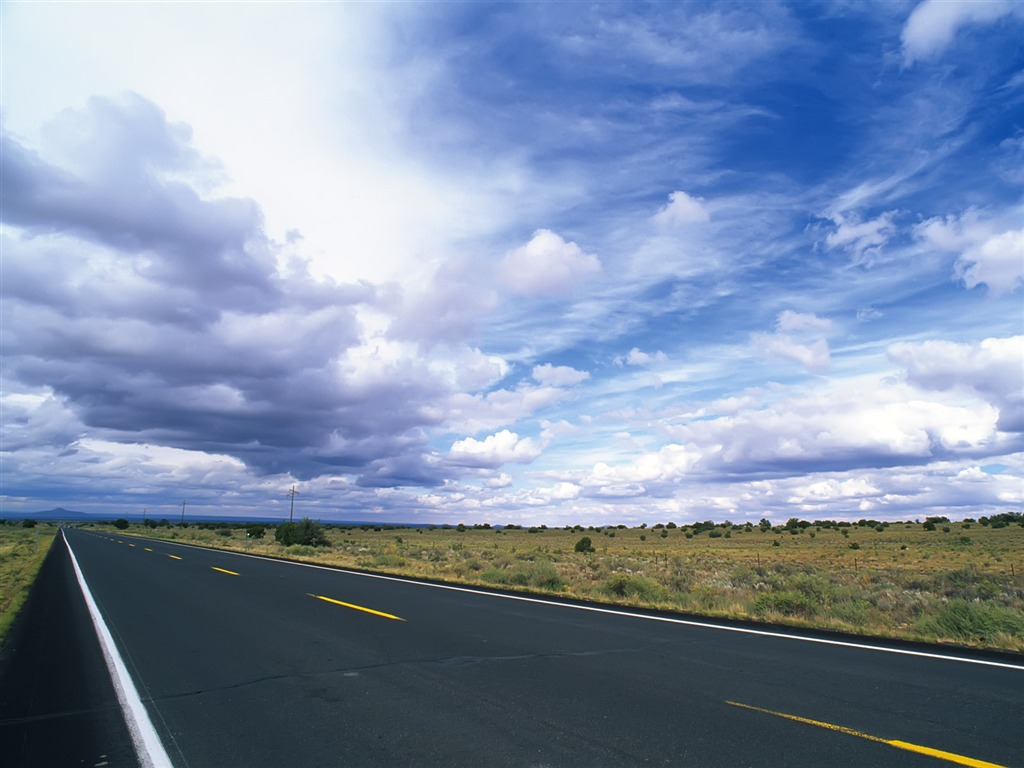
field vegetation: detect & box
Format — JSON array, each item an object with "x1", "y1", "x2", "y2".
[
  {"x1": 91, "y1": 513, "x2": 1023, "y2": 651},
  {"x1": 0, "y1": 521, "x2": 58, "y2": 643}
]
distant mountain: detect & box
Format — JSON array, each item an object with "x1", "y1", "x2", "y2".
[{"x1": 6, "y1": 507, "x2": 91, "y2": 520}]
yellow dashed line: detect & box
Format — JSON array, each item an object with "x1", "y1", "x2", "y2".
[
  {"x1": 726, "y1": 701, "x2": 1006, "y2": 768},
  {"x1": 168, "y1": 555, "x2": 182, "y2": 561},
  {"x1": 308, "y1": 593, "x2": 405, "y2": 621},
  {"x1": 211, "y1": 567, "x2": 239, "y2": 576}
]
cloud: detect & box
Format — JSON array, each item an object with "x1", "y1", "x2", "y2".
[
  {"x1": 888, "y1": 336, "x2": 1024, "y2": 432},
  {"x1": 497, "y1": 229, "x2": 601, "y2": 298},
  {"x1": 532, "y1": 363, "x2": 590, "y2": 387},
  {"x1": 653, "y1": 190, "x2": 710, "y2": 228},
  {"x1": 753, "y1": 311, "x2": 832, "y2": 373},
  {"x1": 616, "y1": 348, "x2": 667, "y2": 367},
  {"x1": 823, "y1": 210, "x2": 897, "y2": 265},
  {"x1": 902, "y1": 0, "x2": 1024, "y2": 65},
  {"x1": 915, "y1": 209, "x2": 1024, "y2": 296},
  {"x1": 449, "y1": 429, "x2": 542, "y2": 468}
]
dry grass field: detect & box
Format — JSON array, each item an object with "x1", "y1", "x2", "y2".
[
  {"x1": 103, "y1": 515, "x2": 1023, "y2": 651},
  {"x1": 0, "y1": 523, "x2": 57, "y2": 643}
]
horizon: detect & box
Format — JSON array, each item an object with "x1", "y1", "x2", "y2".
[{"x1": 2, "y1": 2, "x2": 1022, "y2": 526}]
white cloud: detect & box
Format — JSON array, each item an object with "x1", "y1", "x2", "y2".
[
  {"x1": 776, "y1": 310, "x2": 832, "y2": 333},
  {"x1": 498, "y1": 229, "x2": 601, "y2": 298},
  {"x1": 888, "y1": 336, "x2": 1024, "y2": 432},
  {"x1": 449, "y1": 429, "x2": 542, "y2": 468},
  {"x1": 916, "y1": 208, "x2": 1023, "y2": 296},
  {"x1": 653, "y1": 190, "x2": 710, "y2": 227},
  {"x1": 902, "y1": 0, "x2": 1024, "y2": 65},
  {"x1": 532, "y1": 363, "x2": 590, "y2": 387},
  {"x1": 755, "y1": 335, "x2": 830, "y2": 373},
  {"x1": 823, "y1": 210, "x2": 897, "y2": 264},
  {"x1": 617, "y1": 348, "x2": 668, "y2": 367}
]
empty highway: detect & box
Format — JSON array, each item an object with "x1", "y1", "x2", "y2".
[{"x1": 6, "y1": 528, "x2": 1022, "y2": 767}]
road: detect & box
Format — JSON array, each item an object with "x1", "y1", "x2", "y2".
[{"x1": 9, "y1": 527, "x2": 1024, "y2": 767}]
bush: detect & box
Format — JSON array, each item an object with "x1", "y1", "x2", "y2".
[
  {"x1": 113, "y1": 518, "x2": 130, "y2": 530},
  {"x1": 753, "y1": 590, "x2": 818, "y2": 617},
  {"x1": 246, "y1": 524, "x2": 266, "y2": 540},
  {"x1": 21, "y1": 519, "x2": 37, "y2": 528},
  {"x1": 275, "y1": 518, "x2": 329, "y2": 547},
  {"x1": 916, "y1": 600, "x2": 1024, "y2": 644},
  {"x1": 602, "y1": 573, "x2": 663, "y2": 602},
  {"x1": 574, "y1": 536, "x2": 594, "y2": 553}
]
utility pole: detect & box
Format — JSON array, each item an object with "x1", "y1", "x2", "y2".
[
  {"x1": 287, "y1": 485, "x2": 299, "y2": 523},
  {"x1": 181, "y1": 500, "x2": 187, "y2": 524}
]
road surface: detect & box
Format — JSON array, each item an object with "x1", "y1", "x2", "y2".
[{"x1": 4, "y1": 528, "x2": 1022, "y2": 767}]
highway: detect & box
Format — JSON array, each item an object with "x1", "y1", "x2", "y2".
[{"x1": 7, "y1": 527, "x2": 1023, "y2": 767}]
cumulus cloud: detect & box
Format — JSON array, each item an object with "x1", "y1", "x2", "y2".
[
  {"x1": 653, "y1": 190, "x2": 710, "y2": 227},
  {"x1": 902, "y1": 0, "x2": 1024, "y2": 65},
  {"x1": 888, "y1": 336, "x2": 1024, "y2": 432},
  {"x1": 532, "y1": 363, "x2": 590, "y2": 387},
  {"x1": 0, "y1": 94, "x2": 481, "y2": 490},
  {"x1": 916, "y1": 209, "x2": 1024, "y2": 296},
  {"x1": 497, "y1": 229, "x2": 601, "y2": 297},
  {"x1": 449, "y1": 429, "x2": 542, "y2": 468}
]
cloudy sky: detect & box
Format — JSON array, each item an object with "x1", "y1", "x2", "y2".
[{"x1": 2, "y1": 1, "x2": 1022, "y2": 525}]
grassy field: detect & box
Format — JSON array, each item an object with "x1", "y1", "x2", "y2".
[
  {"x1": 96, "y1": 516, "x2": 1023, "y2": 651},
  {"x1": 0, "y1": 523, "x2": 58, "y2": 644}
]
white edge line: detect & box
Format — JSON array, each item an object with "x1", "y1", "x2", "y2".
[
  {"x1": 63, "y1": 531, "x2": 174, "y2": 768},
  {"x1": 104, "y1": 531, "x2": 1024, "y2": 672}
]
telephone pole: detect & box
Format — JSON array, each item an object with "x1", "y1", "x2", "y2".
[
  {"x1": 287, "y1": 485, "x2": 299, "y2": 523},
  {"x1": 181, "y1": 499, "x2": 187, "y2": 524}
]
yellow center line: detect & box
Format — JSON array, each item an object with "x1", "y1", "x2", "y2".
[
  {"x1": 127, "y1": 543, "x2": 136, "y2": 547},
  {"x1": 168, "y1": 555, "x2": 182, "y2": 561},
  {"x1": 211, "y1": 567, "x2": 239, "y2": 576},
  {"x1": 726, "y1": 701, "x2": 1006, "y2": 768},
  {"x1": 144, "y1": 548, "x2": 154, "y2": 552},
  {"x1": 308, "y1": 593, "x2": 405, "y2": 621}
]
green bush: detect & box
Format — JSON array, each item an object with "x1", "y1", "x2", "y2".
[
  {"x1": 602, "y1": 573, "x2": 663, "y2": 601},
  {"x1": 753, "y1": 590, "x2": 818, "y2": 617},
  {"x1": 574, "y1": 536, "x2": 594, "y2": 553},
  {"x1": 916, "y1": 600, "x2": 1024, "y2": 644},
  {"x1": 275, "y1": 518, "x2": 329, "y2": 547},
  {"x1": 113, "y1": 518, "x2": 129, "y2": 530}
]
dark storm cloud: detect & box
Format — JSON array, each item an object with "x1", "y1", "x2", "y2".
[{"x1": 0, "y1": 93, "x2": 456, "y2": 485}]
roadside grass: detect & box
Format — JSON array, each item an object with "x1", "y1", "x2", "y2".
[
  {"x1": 105, "y1": 518, "x2": 1024, "y2": 651},
  {"x1": 0, "y1": 523, "x2": 58, "y2": 644}
]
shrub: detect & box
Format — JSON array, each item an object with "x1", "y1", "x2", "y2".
[
  {"x1": 916, "y1": 600, "x2": 1024, "y2": 644},
  {"x1": 246, "y1": 524, "x2": 266, "y2": 539},
  {"x1": 275, "y1": 518, "x2": 329, "y2": 547},
  {"x1": 753, "y1": 590, "x2": 817, "y2": 617},
  {"x1": 574, "y1": 536, "x2": 595, "y2": 553},
  {"x1": 602, "y1": 573, "x2": 663, "y2": 601},
  {"x1": 113, "y1": 518, "x2": 129, "y2": 530},
  {"x1": 21, "y1": 519, "x2": 37, "y2": 529}
]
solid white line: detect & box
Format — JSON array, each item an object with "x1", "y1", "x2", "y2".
[
  {"x1": 63, "y1": 531, "x2": 174, "y2": 768},
  {"x1": 101, "y1": 532, "x2": 1024, "y2": 672}
]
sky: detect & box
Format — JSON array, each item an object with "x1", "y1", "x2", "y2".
[{"x1": 1, "y1": 1, "x2": 1022, "y2": 526}]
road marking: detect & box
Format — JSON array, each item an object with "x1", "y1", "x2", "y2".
[
  {"x1": 168, "y1": 555, "x2": 182, "y2": 561},
  {"x1": 63, "y1": 532, "x2": 173, "y2": 768},
  {"x1": 726, "y1": 701, "x2": 1006, "y2": 768},
  {"x1": 144, "y1": 548, "x2": 154, "y2": 552},
  {"x1": 308, "y1": 593, "x2": 405, "y2": 621},
  {"x1": 127, "y1": 543, "x2": 136, "y2": 547},
  {"x1": 211, "y1": 567, "x2": 239, "y2": 576},
  {"x1": 98, "y1": 534, "x2": 1024, "y2": 672}
]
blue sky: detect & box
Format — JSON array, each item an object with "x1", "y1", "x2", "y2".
[{"x1": 2, "y1": 1, "x2": 1022, "y2": 524}]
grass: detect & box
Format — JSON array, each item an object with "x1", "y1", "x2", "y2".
[
  {"x1": 0, "y1": 523, "x2": 58, "y2": 644},
  {"x1": 86, "y1": 518, "x2": 1024, "y2": 652}
]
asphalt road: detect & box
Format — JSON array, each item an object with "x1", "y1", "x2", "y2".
[{"x1": 15, "y1": 528, "x2": 1024, "y2": 767}]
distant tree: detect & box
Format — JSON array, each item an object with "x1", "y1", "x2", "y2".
[
  {"x1": 574, "y1": 536, "x2": 594, "y2": 553},
  {"x1": 246, "y1": 524, "x2": 266, "y2": 540},
  {"x1": 113, "y1": 518, "x2": 129, "y2": 530},
  {"x1": 21, "y1": 519, "x2": 37, "y2": 528}
]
